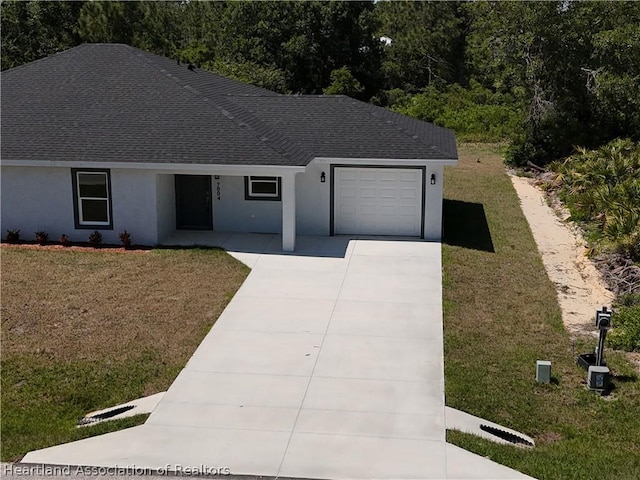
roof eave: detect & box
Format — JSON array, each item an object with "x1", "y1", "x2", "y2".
[
  {"x1": 311, "y1": 157, "x2": 458, "y2": 166},
  {"x1": 0, "y1": 159, "x2": 307, "y2": 174}
]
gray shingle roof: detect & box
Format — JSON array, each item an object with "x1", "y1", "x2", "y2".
[
  {"x1": 1, "y1": 44, "x2": 457, "y2": 167},
  {"x1": 229, "y1": 95, "x2": 458, "y2": 160}
]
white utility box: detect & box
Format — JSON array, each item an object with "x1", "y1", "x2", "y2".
[{"x1": 587, "y1": 365, "x2": 610, "y2": 391}]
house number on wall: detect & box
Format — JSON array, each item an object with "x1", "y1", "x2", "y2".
[{"x1": 216, "y1": 182, "x2": 221, "y2": 200}]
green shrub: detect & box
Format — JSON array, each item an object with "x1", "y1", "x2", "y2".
[
  {"x1": 323, "y1": 67, "x2": 364, "y2": 97},
  {"x1": 617, "y1": 294, "x2": 640, "y2": 308},
  {"x1": 607, "y1": 304, "x2": 640, "y2": 352},
  {"x1": 5, "y1": 229, "x2": 20, "y2": 243},
  {"x1": 34, "y1": 231, "x2": 49, "y2": 245},
  {"x1": 204, "y1": 59, "x2": 289, "y2": 94},
  {"x1": 549, "y1": 139, "x2": 640, "y2": 260},
  {"x1": 389, "y1": 80, "x2": 525, "y2": 142},
  {"x1": 119, "y1": 230, "x2": 132, "y2": 249},
  {"x1": 88, "y1": 231, "x2": 103, "y2": 247}
]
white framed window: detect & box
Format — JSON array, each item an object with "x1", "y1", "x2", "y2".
[
  {"x1": 72, "y1": 169, "x2": 112, "y2": 228},
  {"x1": 244, "y1": 176, "x2": 281, "y2": 201}
]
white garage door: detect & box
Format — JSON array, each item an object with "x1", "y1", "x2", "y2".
[{"x1": 334, "y1": 167, "x2": 423, "y2": 236}]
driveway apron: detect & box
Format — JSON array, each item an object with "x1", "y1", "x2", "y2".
[{"x1": 22, "y1": 236, "x2": 532, "y2": 479}]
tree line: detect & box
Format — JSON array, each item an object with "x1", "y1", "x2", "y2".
[{"x1": 2, "y1": 0, "x2": 639, "y2": 166}]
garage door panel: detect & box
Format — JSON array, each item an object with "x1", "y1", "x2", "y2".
[
  {"x1": 399, "y1": 171, "x2": 418, "y2": 182},
  {"x1": 379, "y1": 205, "x2": 396, "y2": 216},
  {"x1": 379, "y1": 171, "x2": 398, "y2": 181},
  {"x1": 339, "y1": 187, "x2": 357, "y2": 198},
  {"x1": 359, "y1": 171, "x2": 377, "y2": 181},
  {"x1": 360, "y1": 204, "x2": 377, "y2": 215},
  {"x1": 334, "y1": 167, "x2": 423, "y2": 237},
  {"x1": 398, "y1": 205, "x2": 418, "y2": 215},
  {"x1": 340, "y1": 205, "x2": 357, "y2": 214},
  {"x1": 397, "y1": 221, "x2": 417, "y2": 233},
  {"x1": 399, "y1": 188, "x2": 417, "y2": 199},
  {"x1": 379, "y1": 187, "x2": 397, "y2": 199},
  {"x1": 359, "y1": 187, "x2": 376, "y2": 198},
  {"x1": 339, "y1": 170, "x2": 357, "y2": 181}
]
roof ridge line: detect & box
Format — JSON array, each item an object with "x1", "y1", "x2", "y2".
[
  {"x1": 227, "y1": 93, "x2": 347, "y2": 98},
  {"x1": 130, "y1": 47, "x2": 313, "y2": 165},
  {"x1": 219, "y1": 99, "x2": 314, "y2": 163}
]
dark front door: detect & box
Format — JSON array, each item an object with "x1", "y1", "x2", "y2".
[{"x1": 175, "y1": 175, "x2": 213, "y2": 230}]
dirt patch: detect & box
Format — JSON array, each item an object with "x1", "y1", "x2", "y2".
[
  {"x1": 627, "y1": 352, "x2": 640, "y2": 372},
  {"x1": 510, "y1": 174, "x2": 615, "y2": 337},
  {"x1": 594, "y1": 253, "x2": 640, "y2": 297},
  {"x1": 536, "y1": 431, "x2": 563, "y2": 446}
]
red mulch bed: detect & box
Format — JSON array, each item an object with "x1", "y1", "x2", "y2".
[{"x1": 1, "y1": 241, "x2": 152, "y2": 254}]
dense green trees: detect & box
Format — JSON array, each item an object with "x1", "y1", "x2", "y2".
[
  {"x1": 375, "y1": 0, "x2": 467, "y2": 91},
  {"x1": 464, "y1": 1, "x2": 640, "y2": 165},
  {"x1": 209, "y1": 1, "x2": 382, "y2": 97},
  {"x1": 389, "y1": 81, "x2": 523, "y2": 142},
  {"x1": 2, "y1": 0, "x2": 638, "y2": 166},
  {"x1": 1, "y1": 1, "x2": 83, "y2": 69}
]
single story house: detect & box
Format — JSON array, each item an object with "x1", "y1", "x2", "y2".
[{"x1": 1, "y1": 44, "x2": 457, "y2": 251}]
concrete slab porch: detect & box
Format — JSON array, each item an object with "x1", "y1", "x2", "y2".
[{"x1": 22, "y1": 235, "x2": 533, "y2": 480}]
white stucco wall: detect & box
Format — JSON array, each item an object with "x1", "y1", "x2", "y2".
[
  {"x1": 211, "y1": 167, "x2": 331, "y2": 236},
  {"x1": 2, "y1": 162, "x2": 448, "y2": 247},
  {"x1": 156, "y1": 174, "x2": 176, "y2": 243},
  {"x1": 296, "y1": 161, "x2": 331, "y2": 235},
  {"x1": 110, "y1": 169, "x2": 158, "y2": 245},
  {"x1": 1, "y1": 166, "x2": 158, "y2": 245},
  {"x1": 307, "y1": 160, "x2": 448, "y2": 241},
  {"x1": 423, "y1": 165, "x2": 445, "y2": 241},
  {"x1": 213, "y1": 175, "x2": 282, "y2": 233},
  {"x1": 1, "y1": 166, "x2": 76, "y2": 242}
]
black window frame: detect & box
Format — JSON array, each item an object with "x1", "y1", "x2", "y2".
[
  {"x1": 71, "y1": 168, "x2": 113, "y2": 229},
  {"x1": 244, "y1": 176, "x2": 281, "y2": 201}
]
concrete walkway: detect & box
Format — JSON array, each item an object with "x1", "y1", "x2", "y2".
[{"x1": 23, "y1": 235, "x2": 532, "y2": 479}]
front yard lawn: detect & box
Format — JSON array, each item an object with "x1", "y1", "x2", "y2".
[
  {"x1": 443, "y1": 144, "x2": 640, "y2": 479},
  {"x1": 1, "y1": 246, "x2": 249, "y2": 461}
]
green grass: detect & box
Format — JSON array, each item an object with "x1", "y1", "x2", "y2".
[
  {"x1": 3, "y1": 152, "x2": 639, "y2": 474},
  {"x1": 1, "y1": 247, "x2": 249, "y2": 461},
  {"x1": 443, "y1": 144, "x2": 640, "y2": 479}
]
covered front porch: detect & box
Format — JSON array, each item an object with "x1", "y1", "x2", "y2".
[{"x1": 155, "y1": 169, "x2": 301, "y2": 252}]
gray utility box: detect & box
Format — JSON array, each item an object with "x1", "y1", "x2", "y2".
[
  {"x1": 587, "y1": 365, "x2": 610, "y2": 391},
  {"x1": 536, "y1": 360, "x2": 552, "y2": 383}
]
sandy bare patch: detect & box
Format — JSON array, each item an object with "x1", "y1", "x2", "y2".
[
  {"x1": 627, "y1": 352, "x2": 640, "y2": 371},
  {"x1": 510, "y1": 174, "x2": 614, "y2": 337}
]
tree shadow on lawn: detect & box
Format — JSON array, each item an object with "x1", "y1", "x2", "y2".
[{"x1": 443, "y1": 199, "x2": 495, "y2": 253}]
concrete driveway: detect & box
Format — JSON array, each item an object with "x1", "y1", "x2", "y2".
[{"x1": 22, "y1": 235, "x2": 531, "y2": 479}]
